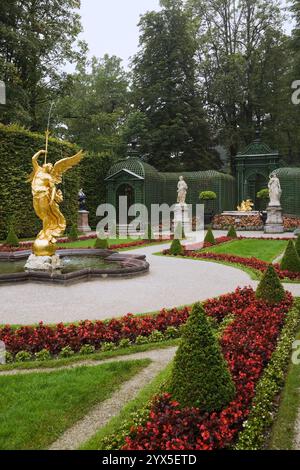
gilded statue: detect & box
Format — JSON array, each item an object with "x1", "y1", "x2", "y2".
[
  {"x1": 237, "y1": 199, "x2": 254, "y2": 212},
  {"x1": 28, "y1": 148, "x2": 84, "y2": 257}
]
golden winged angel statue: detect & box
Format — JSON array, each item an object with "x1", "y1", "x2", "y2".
[{"x1": 28, "y1": 148, "x2": 84, "y2": 257}]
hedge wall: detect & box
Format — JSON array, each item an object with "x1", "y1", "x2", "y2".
[
  {"x1": 0, "y1": 124, "x2": 81, "y2": 239},
  {"x1": 79, "y1": 152, "x2": 116, "y2": 229}
]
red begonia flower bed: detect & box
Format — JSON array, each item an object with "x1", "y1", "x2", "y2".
[{"x1": 122, "y1": 288, "x2": 293, "y2": 450}]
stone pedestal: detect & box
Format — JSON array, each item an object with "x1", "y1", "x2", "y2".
[
  {"x1": 174, "y1": 203, "x2": 191, "y2": 233},
  {"x1": 264, "y1": 205, "x2": 284, "y2": 234},
  {"x1": 78, "y1": 210, "x2": 91, "y2": 233},
  {"x1": 25, "y1": 254, "x2": 63, "y2": 272}
]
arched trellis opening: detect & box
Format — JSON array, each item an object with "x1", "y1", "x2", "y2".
[{"x1": 244, "y1": 172, "x2": 268, "y2": 210}]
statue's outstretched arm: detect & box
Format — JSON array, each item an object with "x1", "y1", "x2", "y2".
[{"x1": 32, "y1": 149, "x2": 46, "y2": 170}]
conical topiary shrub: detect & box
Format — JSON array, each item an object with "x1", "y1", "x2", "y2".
[
  {"x1": 227, "y1": 225, "x2": 237, "y2": 238},
  {"x1": 174, "y1": 222, "x2": 185, "y2": 240},
  {"x1": 5, "y1": 225, "x2": 19, "y2": 247},
  {"x1": 256, "y1": 265, "x2": 285, "y2": 304},
  {"x1": 280, "y1": 240, "x2": 300, "y2": 273},
  {"x1": 68, "y1": 223, "x2": 79, "y2": 241},
  {"x1": 170, "y1": 302, "x2": 235, "y2": 412},
  {"x1": 295, "y1": 234, "x2": 300, "y2": 258},
  {"x1": 169, "y1": 238, "x2": 184, "y2": 256},
  {"x1": 204, "y1": 227, "x2": 215, "y2": 245},
  {"x1": 94, "y1": 237, "x2": 109, "y2": 249}
]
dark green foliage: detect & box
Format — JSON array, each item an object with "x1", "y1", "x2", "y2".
[
  {"x1": 169, "y1": 238, "x2": 184, "y2": 256},
  {"x1": 256, "y1": 265, "x2": 285, "y2": 304},
  {"x1": 68, "y1": 224, "x2": 79, "y2": 241},
  {"x1": 5, "y1": 224, "x2": 19, "y2": 247},
  {"x1": 79, "y1": 152, "x2": 116, "y2": 229},
  {"x1": 199, "y1": 191, "x2": 217, "y2": 200},
  {"x1": 129, "y1": 2, "x2": 221, "y2": 171},
  {"x1": 170, "y1": 302, "x2": 236, "y2": 411},
  {"x1": 204, "y1": 227, "x2": 215, "y2": 245},
  {"x1": 94, "y1": 237, "x2": 109, "y2": 249},
  {"x1": 295, "y1": 234, "x2": 300, "y2": 258},
  {"x1": 280, "y1": 240, "x2": 300, "y2": 273},
  {"x1": 174, "y1": 222, "x2": 185, "y2": 240},
  {"x1": 0, "y1": 125, "x2": 80, "y2": 239},
  {"x1": 257, "y1": 188, "x2": 269, "y2": 200},
  {"x1": 227, "y1": 226, "x2": 237, "y2": 238}
]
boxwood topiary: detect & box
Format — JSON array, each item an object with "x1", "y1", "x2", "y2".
[
  {"x1": 94, "y1": 237, "x2": 109, "y2": 249},
  {"x1": 280, "y1": 240, "x2": 300, "y2": 273},
  {"x1": 169, "y1": 302, "x2": 236, "y2": 412},
  {"x1": 5, "y1": 224, "x2": 20, "y2": 247},
  {"x1": 227, "y1": 225, "x2": 237, "y2": 238},
  {"x1": 169, "y1": 238, "x2": 184, "y2": 256},
  {"x1": 256, "y1": 264, "x2": 285, "y2": 304},
  {"x1": 68, "y1": 223, "x2": 79, "y2": 241},
  {"x1": 204, "y1": 227, "x2": 215, "y2": 244}
]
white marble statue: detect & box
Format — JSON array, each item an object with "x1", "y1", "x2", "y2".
[
  {"x1": 268, "y1": 173, "x2": 282, "y2": 207},
  {"x1": 177, "y1": 176, "x2": 188, "y2": 205}
]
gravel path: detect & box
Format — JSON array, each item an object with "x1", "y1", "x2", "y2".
[
  {"x1": 0, "y1": 230, "x2": 298, "y2": 325},
  {"x1": 44, "y1": 347, "x2": 177, "y2": 450}
]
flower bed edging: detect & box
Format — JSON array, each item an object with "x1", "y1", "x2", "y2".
[{"x1": 235, "y1": 299, "x2": 300, "y2": 450}]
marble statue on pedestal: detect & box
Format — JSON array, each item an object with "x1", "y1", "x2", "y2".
[
  {"x1": 268, "y1": 173, "x2": 282, "y2": 207},
  {"x1": 174, "y1": 176, "x2": 191, "y2": 233},
  {"x1": 177, "y1": 176, "x2": 188, "y2": 205},
  {"x1": 265, "y1": 172, "x2": 284, "y2": 234}
]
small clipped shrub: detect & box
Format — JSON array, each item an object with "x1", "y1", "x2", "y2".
[
  {"x1": 256, "y1": 265, "x2": 285, "y2": 304},
  {"x1": 169, "y1": 302, "x2": 236, "y2": 412},
  {"x1": 35, "y1": 349, "x2": 51, "y2": 361},
  {"x1": 174, "y1": 222, "x2": 185, "y2": 240},
  {"x1": 227, "y1": 225, "x2": 237, "y2": 238},
  {"x1": 199, "y1": 191, "x2": 217, "y2": 201},
  {"x1": 149, "y1": 330, "x2": 165, "y2": 343},
  {"x1": 101, "y1": 342, "x2": 116, "y2": 352},
  {"x1": 15, "y1": 351, "x2": 32, "y2": 362},
  {"x1": 135, "y1": 335, "x2": 149, "y2": 345},
  {"x1": 295, "y1": 234, "x2": 300, "y2": 258},
  {"x1": 5, "y1": 224, "x2": 20, "y2": 247},
  {"x1": 5, "y1": 352, "x2": 13, "y2": 363},
  {"x1": 68, "y1": 223, "x2": 79, "y2": 241},
  {"x1": 165, "y1": 326, "x2": 180, "y2": 339},
  {"x1": 59, "y1": 346, "x2": 74, "y2": 358},
  {"x1": 280, "y1": 240, "x2": 300, "y2": 273},
  {"x1": 119, "y1": 338, "x2": 131, "y2": 349},
  {"x1": 79, "y1": 344, "x2": 95, "y2": 355},
  {"x1": 257, "y1": 188, "x2": 269, "y2": 200},
  {"x1": 94, "y1": 237, "x2": 109, "y2": 249},
  {"x1": 169, "y1": 238, "x2": 184, "y2": 256},
  {"x1": 204, "y1": 227, "x2": 215, "y2": 245}
]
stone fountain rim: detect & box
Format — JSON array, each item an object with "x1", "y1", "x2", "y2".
[{"x1": 0, "y1": 249, "x2": 149, "y2": 285}]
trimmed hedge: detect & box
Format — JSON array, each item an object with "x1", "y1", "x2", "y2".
[
  {"x1": 295, "y1": 234, "x2": 300, "y2": 258},
  {"x1": 170, "y1": 302, "x2": 236, "y2": 412},
  {"x1": 227, "y1": 225, "x2": 237, "y2": 238},
  {"x1": 94, "y1": 237, "x2": 109, "y2": 249},
  {"x1": 256, "y1": 265, "x2": 285, "y2": 304},
  {"x1": 169, "y1": 238, "x2": 184, "y2": 256},
  {"x1": 204, "y1": 227, "x2": 216, "y2": 245},
  {"x1": 68, "y1": 223, "x2": 79, "y2": 241},
  {"x1": 280, "y1": 240, "x2": 300, "y2": 273},
  {"x1": 5, "y1": 224, "x2": 20, "y2": 247},
  {"x1": 0, "y1": 124, "x2": 80, "y2": 239}
]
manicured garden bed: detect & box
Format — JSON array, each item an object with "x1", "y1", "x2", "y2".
[{"x1": 117, "y1": 289, "x2": 299, "y2": 450}]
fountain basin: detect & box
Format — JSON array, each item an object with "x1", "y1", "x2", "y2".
[{"x1": 0, "y1": 249, "x2": 149, "y2": 285}]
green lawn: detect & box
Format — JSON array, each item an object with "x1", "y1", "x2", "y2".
[
  {"x1": 204, "y1": 238, "x2": 288, "y2": 263},
  {"x1": 0, "y1": 359, "x2": 149, "y2": 450},
  {"x1": 58, "y1": 237, "x2": 138, "y2": 249},
  {"x1": 268, "y1": 330, "x2": 300, "y2": 450}
]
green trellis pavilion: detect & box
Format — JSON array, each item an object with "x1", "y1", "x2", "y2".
[{"x1": 105, "y1": 135, "x2": 300, "y2": 218}]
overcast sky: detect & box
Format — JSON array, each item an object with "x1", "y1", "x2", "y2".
[{"x1": 78, "y1": 0, "x2": 293, "y2": 69}]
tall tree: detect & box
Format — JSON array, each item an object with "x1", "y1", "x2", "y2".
[
  {"x1": 0, "y1": 0, "x2": 83, "y2": 130},
  {"x1": 55, "y1": 55, "x2": 129, "y2": 154},
  {"x1": 128, "y1": 0, "x2": 220, "y2": 171},
  {"x1": 188, "y1": 0, "x2": 289, "y2": 166}
]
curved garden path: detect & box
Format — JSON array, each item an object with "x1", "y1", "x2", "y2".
[{"x1": 1, "y1": 230, "x2": 299, "y2": 325}]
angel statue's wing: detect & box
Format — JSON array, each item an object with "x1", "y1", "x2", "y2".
[{"x1": 52, "y1": 150, "x2": 84, "y2": 183}]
